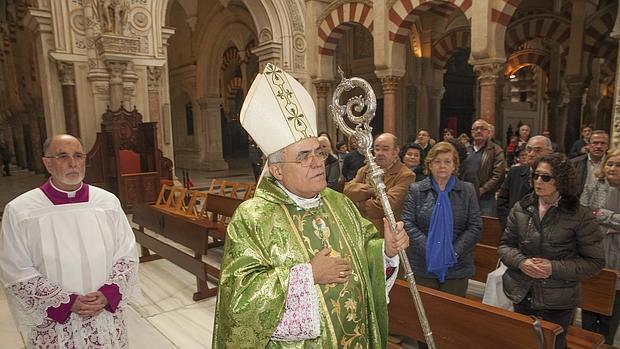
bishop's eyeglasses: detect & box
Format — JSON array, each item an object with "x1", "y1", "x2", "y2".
[{"x1": 273, "y1": 149, "x2": 329, "y2": 167}]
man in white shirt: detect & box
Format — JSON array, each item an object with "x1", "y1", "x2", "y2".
[{"x1": 0, "y1": 134, "x2": 140, "y2": 348}]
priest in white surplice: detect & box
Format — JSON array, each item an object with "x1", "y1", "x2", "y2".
[{"x1": 0, "y1": 134, "x2": 140, "y2": 348}]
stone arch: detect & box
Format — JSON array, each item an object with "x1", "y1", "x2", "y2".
[
  {"x1": 504, "y1": 49, "x2": 552, "y2": 78},
  {"x1": 583, "y1": 5, "x2": 617, "y2": 79},
  {"x1": 504, "y1": 14, "x2": 571, "y2": 55},
  {"x1": 387, "y1": 0, "x2": 471, "y2": 73},
  {"x1": 432, "y1": 27, "x2": 470, "y2": 69},
  {"x1": 388, "y1": 0, "x2": 472, "y2": 44},
  {"x1": 317, "y1": 2, "x2": 374, "y2": 56}
]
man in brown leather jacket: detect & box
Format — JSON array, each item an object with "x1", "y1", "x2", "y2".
[
  {"x1": 461, "y1": 119, "x2": 506, "y2": 216},
  {"x1": 344, "y1": 133, "x2": 416, "y2": 234}
]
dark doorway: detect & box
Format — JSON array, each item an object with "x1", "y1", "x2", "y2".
[{"x1": 440, "y1": 48, "x2": 475, "y2": 138}]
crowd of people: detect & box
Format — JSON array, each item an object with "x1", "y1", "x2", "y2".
[
  {"x1": 300, "y1": 119, "x2": 616, "y2": 348},
  {"x1": 0, "y1": 61, "x2": 616, "y2": 349}
]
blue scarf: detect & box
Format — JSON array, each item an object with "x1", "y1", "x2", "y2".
[{"x1": 426, "y1": 175, "x2": 457, "y2": 282}]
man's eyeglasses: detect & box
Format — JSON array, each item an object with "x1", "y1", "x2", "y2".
[
  {"x1": 532, "y1": 172, "x2": 554, "y2": 182},
  {"x1": 44, "y1": 152, "x2": 87, "y2": 162},
  {"x1": 274, "y1": 150, "x2": 328, "y2": 167}
]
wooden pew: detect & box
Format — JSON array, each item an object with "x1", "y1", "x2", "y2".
[
  {"x1": 472, "y1": 243, "x2": 499, "y2": 284},
  {"x1": 132, "y1": 194, "x2": 243, "y2": 301},
  {"x1": 389, "y1": 280, "x2": 563, "y2": 348},
  {"x1": 481, "y1": 216, "x2": 502, "y2": 247},
  {"x1": 472, "y1": 244, "x2": 615, "y2": 348}
]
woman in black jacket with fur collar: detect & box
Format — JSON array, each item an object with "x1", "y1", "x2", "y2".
[{"x1": 498, "y1": 153, "x2": 605, "y2": 349}]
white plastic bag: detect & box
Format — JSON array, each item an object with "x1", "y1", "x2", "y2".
[{"x1": 482, "y1": 262, "x2": 514, "y2": 311}]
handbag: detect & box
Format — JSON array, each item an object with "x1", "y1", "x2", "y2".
[{"x1": 482, "y1": 262, "x2": 514, "y2": 311}]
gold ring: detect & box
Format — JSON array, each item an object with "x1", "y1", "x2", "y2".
[{"x1": 339, "y1": 271, "x2": 345, "y2": 278}]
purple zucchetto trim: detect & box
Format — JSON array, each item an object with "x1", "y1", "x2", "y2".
[{"x1": 39, "y1": 179, "x2": 89, "y2": 205}]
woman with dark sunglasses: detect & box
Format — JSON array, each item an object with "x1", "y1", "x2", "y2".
[{"x1": 498, "y1": 153, "x2": 605, "y2": 349}]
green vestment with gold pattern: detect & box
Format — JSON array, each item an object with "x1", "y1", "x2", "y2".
[{"x1": 212, "y1": 176, "x2": 389, "y2": 349}]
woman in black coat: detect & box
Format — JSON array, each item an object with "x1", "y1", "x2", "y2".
[{"x1": 498, "y1": 153, "x2": 605, "y2": 349}]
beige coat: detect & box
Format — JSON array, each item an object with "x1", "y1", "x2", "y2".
[{"x1": 344, "y1": 160, "x2": 415, "y2": 234}]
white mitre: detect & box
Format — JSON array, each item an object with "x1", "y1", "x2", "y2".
[{"x1": 240, "y1": 63, "x2": 317, "y2": 156}]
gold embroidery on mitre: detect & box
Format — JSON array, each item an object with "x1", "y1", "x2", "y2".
[{"x1": 263, "y1": 63, "x2": 311, "y2": 141}]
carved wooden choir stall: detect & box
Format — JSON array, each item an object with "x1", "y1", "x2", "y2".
[{"x1": 85, "y1": 106, "x2": 172, "y2": 209}]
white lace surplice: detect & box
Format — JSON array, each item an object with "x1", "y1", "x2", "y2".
[{"x1": 0, "y1": 187, "x2": 140, "y2": 348}]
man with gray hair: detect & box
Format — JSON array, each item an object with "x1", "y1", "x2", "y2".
[{"x1": 497, "y1": 135, "x2": 554, "y2": 229}]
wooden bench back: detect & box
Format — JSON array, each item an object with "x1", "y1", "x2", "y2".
[
  {"x1": 389, "y1": 280, "x2": 562, "y2": 349},
  {"x1": 481, "y1": 216, "x2": 502, "y2": 246},
  {"x1": 472, "y1": 243, "x2": 500, "y2": 283},
  {"x1": 204, "y1": 193, "x2": 243, "y2": 220},
  {"x1": 473, "y1": 244, "x2": 617, "y2": 316}
]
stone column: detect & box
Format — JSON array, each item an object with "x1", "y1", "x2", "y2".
[
  {"x1": 239, "y1": 51, "x2": 249, "y2": 94},
  {"x1": 28, "y1": 113, "x2": 44, "y2": 173},
  {"x1": 252, "y1": 42, "x2": 283, "y2": 71},
  {"x1": 105, "y1": 60, "x2": 128, "y2": 110},
  {"x1": 147, "y1": 66, "x2": 163, "y2": 147},
  {"x1": 313, "y1": 80, "x2": 332, "y2": 135},
  {"x1": 473, "y1": 62, "x2": 503, "y2": 125},
  {"x1": 197, "y1": 97, "x2": 228, "y2": 170},
  {"x1": 610, "y1": 8, "x2": 620, "y2": 147},
  {"x1": 380, "y1": 76, "x2": 401, "y2": 134},
  {"x1": 428, "y1": 86, "x2": 446, "y2": 136},
  {"x1": 564, "y1": 76, "x2": 585, "y2": 151},
  {"x1": 56, "y1": 62, "x2": 80, "y2": 137}
]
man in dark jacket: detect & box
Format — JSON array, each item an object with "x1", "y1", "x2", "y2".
[
  {"x1": 497, "y1": 136, "x2": 553, "y2": 229},
  {"x1": 571, "y1": 130, "x2": 609, "y2": 196},
  {"x1": 342, "y1": 136, "x2": 365, "y2": 181},
  {"x1": 461, "y1": 119, "x2": 506, "y2": 216}
]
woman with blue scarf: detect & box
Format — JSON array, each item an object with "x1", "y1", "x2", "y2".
[{"x1": 402, "y1": 141, "x2": 482, "y2": 296}]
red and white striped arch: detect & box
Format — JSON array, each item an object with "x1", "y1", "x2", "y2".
[
  {"x1": 504, "y1": 49, "x2": 553, "y2": 77},
  {"x1": 504, "y1": 14, "x2": 571, "y2": 54},
  {"x1": 490, "y1": 0, "x2": 523, "y2": 27},
  {"x1": 432, "y1": 28, "x2": 470, "y2": 70},
  {"x1": 388, "y1": 0, "x2": 472, "y2": 44},
  {"x1": 221, "y1": 47, "x2": 240, "y2": 72},
  {"x1": 318, "y1": 2, "x2": 373, "y2": 56},
  {"x1": 583, "y1": 10, "x2": 615, "y2": 55},
  {"x1": 226, "y1": 77, "x2": 243, "y2": 99}
]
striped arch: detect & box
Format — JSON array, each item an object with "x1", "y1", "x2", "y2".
[
  {"x1": 388, "y1": 0, "x2": 472, "y2": 44},
  {"x1": 318, "y1": 2, "x2": 373, "y2": 56},
  {"x1": 583, "y1": 8, "x2": 615, "y2": 53},
  {"x1": 226, "y1": 77, "x2": 243, "y2": 99},
  {"x1": 503, "y1": 49, "x2": 552, "y2": 77},
  {"x1": 432, "y1": 27, "x2": 470, "y2": 69},
  {"x1": 504, "y1": 14, "x2": 571, "y2": 54},
  {"x1": 491, "y1": 0, "x2": 523, "y2": 27},
  {"x1": 221, "y1": 47, "x2": 240, "y2": 71}
]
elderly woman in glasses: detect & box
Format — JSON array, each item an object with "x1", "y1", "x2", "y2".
[
  {"x1": 402, "y1": 142, "x2": 482, "y2": 295},
  {"x1": 499, "y1": 153, "x2": 604, "y2": 349},
  {"x1": 579, "y1": 148, "x2": 620, "y2": 345}
]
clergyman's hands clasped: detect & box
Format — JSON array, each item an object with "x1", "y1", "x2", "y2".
[
  {"x1": 310, "y1": 247, "x2": 351, "y2": 284},
  {"x1": 383, "y1": 218, "x2": 409, "y2": 258},
  {"x1": 71, "y1": 291, "x2": 108, "y2": 316}
]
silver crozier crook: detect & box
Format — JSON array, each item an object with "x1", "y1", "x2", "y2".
[{"x1": 329, "y1": 67, "x2": 436, "y2": 348}]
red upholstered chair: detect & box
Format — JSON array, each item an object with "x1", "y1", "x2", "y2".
[{"x1": 118, "y1": 149, "x2": 141, "y2": 174}]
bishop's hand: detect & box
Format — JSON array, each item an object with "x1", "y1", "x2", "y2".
[
  {"x1": 310, "y1": 247, "x2": 351, "y2": 284},
  {"x1": 384, "y1": 218, "x2": 409, "y2": 258}
]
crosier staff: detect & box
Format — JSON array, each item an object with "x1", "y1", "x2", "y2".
[{"x1": 329, "y1": 67, "x2": 436, "y2": 348}]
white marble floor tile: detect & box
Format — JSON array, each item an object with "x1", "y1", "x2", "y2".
[
  {"x1": 147, "y1": 300, "x2": 216, "y2": 349},
  {"x1": 135, "y1": 258, "x2": 217, "y2": 318},
  {"x1": 125, "y1": 305, "x2": 177, "y2": 349},
  {"x1": 0, "y1": 298, "x2": 25, "y2": 349}
]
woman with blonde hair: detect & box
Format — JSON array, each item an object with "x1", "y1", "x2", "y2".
[{"x1": 580, "y1": 148, "x2": 620, "y2": 345}]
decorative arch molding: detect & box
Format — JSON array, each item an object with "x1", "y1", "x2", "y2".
[
  {"x1": 432, "y1": 26, "x2": 470, "y2": 69},
  {"x1": 317, "y1": 2, "x2": 373, "y2": 56},
  {"x1": 221, "y1": 47, "x2": 240, "y2": 72},
  {"x1": 491, "y1": 0, "x2": 524, "y2": 27},
  {"x1": 504, "y1": 14, "x2": 571, "y2": 54},
  {"x1": 583, "y1": 3, "x2": 616, "y2": 53},
  {"x1": 388, "y1": 0, "x2": 472, "y2": 44},
  {"x1": 503, "y1": 48, "x2": 552, "y2": 77}
]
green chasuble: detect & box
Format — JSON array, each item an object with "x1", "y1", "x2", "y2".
[{"x1": 212, "y1": 176, "x2": 389, "y2": 349}]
